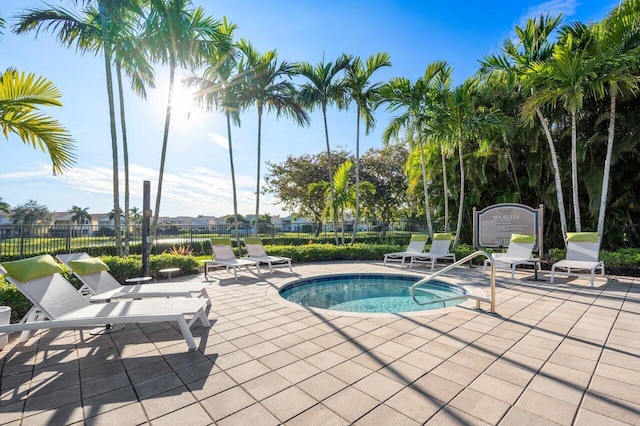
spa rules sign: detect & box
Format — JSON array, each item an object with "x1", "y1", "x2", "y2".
[{"x1": 473, "y1": 204, "x2": 543, "y2": 253}]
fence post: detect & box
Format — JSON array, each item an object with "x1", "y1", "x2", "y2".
[
  {"x1": 19, "y1": 226, "x2": 24, "y2": 258},
  {"x1": 66, "y1": 226, "x2": 72, "y2": 253}
]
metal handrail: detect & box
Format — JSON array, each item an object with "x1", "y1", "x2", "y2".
[{"x1": 410, "y1": 250, "x2": 497, "y2": 314}]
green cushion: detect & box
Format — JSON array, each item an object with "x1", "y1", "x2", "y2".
[
  {"x1": 566, "y1": 232, "x2": 598, "y2": 243},
  {"x1": 68, "y1": 258, "x2": 110, "y2": 275},
  {"x1": 244, "y1": 237, "x2": 263, "y2": 245},
  {"x1": 510, "y1": 234, "x2": 536, "y2": 244},
  {"x1": 211, "y1": 237, "x2": 231, "y2": 246},
  {"x1": 1, "y1": 254, "x2": 63, "y2": 282},
  {"x1": 432, "y1": 233, "x2": 454, "y2": 241},
  {"x1": 410, "y1": 234, "x2": 429, "y2": 242}
]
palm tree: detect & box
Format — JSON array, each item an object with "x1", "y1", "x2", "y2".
[
  {"x1": 480, "y1": 14, "x2": 569, "y2": 240},
  {"x1": 184, "y1": 18, "x2": 245, "y2": 253},
  {"x1": 595, "y1": 1, "x2": 640, "y2": 237},
  {"x1": 129, "y1": 206, "x2": 142, "y2": 223},
  {"x1": 344, "y1": 52, "x2": 391, "y2": 243},
  {"x1": 13, "y1": 2, "x2": 146, "y2": 254},
  {"x1": 70, "y1": 205, "x2": 92, "y2": 225},
  {"x1": 143, "y1": 0, "x2": 221, "y2": 237},
  {"x1": 437, "y1": 78, "x2": 510, "y2": 248},
  {"x1": 0, "y1": 69, "x2": 76, "y2": 174},
  {"x1": 522, "y1": 31, "x2": 604, "y2": 232},
  {"x1": 309, "y1": 160, "x2": 374, "y2": 244},
  {"x1": 381, "y1": 62, "x2": 449, "y2": 238},
  {"x1": 296, "y1": 55, "x2": 351, "y2": 244},
  {"x1": 236, "y1": 40, "x2": 309, "y2": 236}
]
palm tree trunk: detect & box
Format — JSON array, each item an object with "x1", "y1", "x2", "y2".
[
  {"x1": 536, "y1": 108, "x2": 568, "y2": 241},
  {"x1": 440, "y1": 142, "x2": 449, "y2": 232},
  {"x1": 226, "y1": 111, "x2": 242, "y2": 255},
  {"x1": 152, "y1": 60, "x2": 176, "y2": 239},
  {"x1": 99, "y1": 14, "x2": 122, "y2": 256},
  {"x1": 322, "y1": 103, "x2": 339, "y2": 245},
  {"x1": 254, "y1": 106, "x2": 263, "y2": 237},
  {"x1": 419, "y1": 141, "x2": 434, "y2": 238},
  {"x1": 351, "y1": 106, "x2": 361, "y2": 244},
  {"x1": 453, "y1": 134, "x2": 464, "y2": 248},
  {"x1": 504, "y1": 134, "x2": 521, "y2": 202},
  {"x1": 597, "y1": 91, "x2": 617, "y2": 237},
  {"x1": 570, "y1": 111, "x2": 581, "y2": 232},
  {"x1": 116, "y1": 62, "x2": 130, "y2": 256}
]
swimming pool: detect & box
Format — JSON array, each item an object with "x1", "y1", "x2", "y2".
[{"x1": 279, "y1": 273, "x2": 469, "y2": 313}]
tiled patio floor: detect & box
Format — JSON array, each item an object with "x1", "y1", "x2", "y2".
[{"x1": 1, "y1": 261, "x2": 639, "y2": 425}]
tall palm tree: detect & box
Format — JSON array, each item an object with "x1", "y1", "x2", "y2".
[
  {"x1": 480, "y1": 14, "x2": 569, "y2": 240},
  {"x1": 143, "y1": 0, "x2": 221, "y2": 237},
  {"x1": 14, "y1": 2, "x2": 145, "y2": 255},
  {"x1": 0, "y1": 69, "x2": 76, "y2": 174},
  {"x1": 184, "y1": 18, "x2": 245, "y2": 252},
  {"x1": 236, "y1": 40, "x2": 309, "y2": 236},
  {"x1": 522, "y1": 31, "x2": 604, "y2": 232},
  {"x1": 595, "y1": 0, "x2": 640, "y2": 237},
  {"x1": 129, "y1": 206, "x2": 142, "y2": 223},
  {"x1": 381, "y1": 62, "x2": 449, "y2": 237},
  {"x1": 296, "y1": 55, "x2": 351, "y2": 244},
  {"x1": 344, "y1": 52, "x2": 391, "y2": 243}
]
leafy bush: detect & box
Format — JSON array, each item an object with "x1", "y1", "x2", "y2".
[{"x1": 101, "y1": 254, "x2": 200, "y2": 283}]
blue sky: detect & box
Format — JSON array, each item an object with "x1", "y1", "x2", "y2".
[{"x1": 0, "y1": 0, "x2": 615, "y2": 218}]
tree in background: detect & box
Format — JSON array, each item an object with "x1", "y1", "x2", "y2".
[
  {"x1": 265, "y1": 149, "x2": 351, "y2": 237},
  {"x1": 10, "y1": 200, "x2": 52, "y2": 225},
  {"x1": 0, "y1": 198, "x2": 10, "y2": 214},
  {"x1": 70, "y1": 205, "x2": 92, "y2": 225}
]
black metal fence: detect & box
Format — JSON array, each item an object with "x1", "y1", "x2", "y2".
[{"x1": 0, "y1": 221, "x2": 423, "y2": 261}]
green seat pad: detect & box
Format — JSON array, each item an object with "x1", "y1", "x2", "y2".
[
  {"x1": 432, "y1": 233, "x2": 454, "y2": 241},
  {"x1": 244, "y1": 237, "x2": 263, "y2": 245},
  {"x1": 510, "y1": 234, "x2": 536, "y2": 244},
  {"x1": 1, "y1": 254, "x2": 63, "y2": 282},
  {"x1": 69, "y1": 258, "x2": 110, "y2": 275},
  {"x1": 211, "y1": 237, "x2": 231, "y2": 246},
  {"x1": 566, "y1": 232, "x2": 598, "y2": 243},
  {"x1": 410, "y1": 234, "x2": 429, "y2": 242}
]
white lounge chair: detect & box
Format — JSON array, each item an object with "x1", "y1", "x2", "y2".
[
  {"x1": 56, "y1": 253, "x2": 211, "y2": 303},
  {"x1": 482, "y1": 233, "x2": 537, "y2": 278},
  {"x1": 0, "y1": 255, "x2": 210, "y2": 350},
  {"x1": 244, "y1": 237, "x2": 292, "y2": 274},
  {"x1": 383, "y1": 235, "x2": 429, "y2": 267},
  {"x1": 408, "y1": 233, "x2": 457, "y2": 269},
  {"x1": 206, "y1": 238, "x2": 260, "y2": 281},
  {"x1": 550, "y1": 232, "x2": 605, "y2": 287}
]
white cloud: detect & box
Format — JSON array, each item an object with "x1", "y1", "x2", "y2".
[
  {"x1": 521, "y1": 0, "x2": 579, "y2": 22},
  {"x1": 0, "y1": 166, "x2": 52, "y2": 180},
  {"x1": 208, "y1": 133, "x2": 229, "y2": 149}
]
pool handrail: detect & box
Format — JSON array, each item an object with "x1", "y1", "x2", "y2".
[{"x1": 410, "y1": 250, "x2": 496, "y2": 314}]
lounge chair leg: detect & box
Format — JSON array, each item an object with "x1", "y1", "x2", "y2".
[{"x1": 177, "y1": 317, "x2": 197, "y2": 350}]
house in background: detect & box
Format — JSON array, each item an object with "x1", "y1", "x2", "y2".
[{"x1": 0, "y1": 211, "x2": 11, "y2": 225}]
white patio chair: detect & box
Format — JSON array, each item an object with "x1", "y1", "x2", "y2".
[
  {"x1": 550, "y1": 232, "x2": 605, "y2": 287},
  {"x1": 0, "y1": 255, "x2": 210, "y2": 350},
  {"x1": 206, "y1": 238, "x2": 260, "y2": 281},
  {"x1": 383, "y1": 234, "x2": 429, "y2": 267},
  {"x1": 244, "y1": 237, "x2": 292, "y2": 274},
  {"x1": 408, "y1": 233, "x2": 457, "y2": 269},
  {"x1": 482, "y1": 233, "x2": 537, "y2": 278},
  {"x1": 57, "y1": 253, "x2": 211, "y2": 303}
]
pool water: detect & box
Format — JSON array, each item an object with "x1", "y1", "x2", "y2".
[{"x1": 279, "y1": 273, "x2": 468, "y2": 313}]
